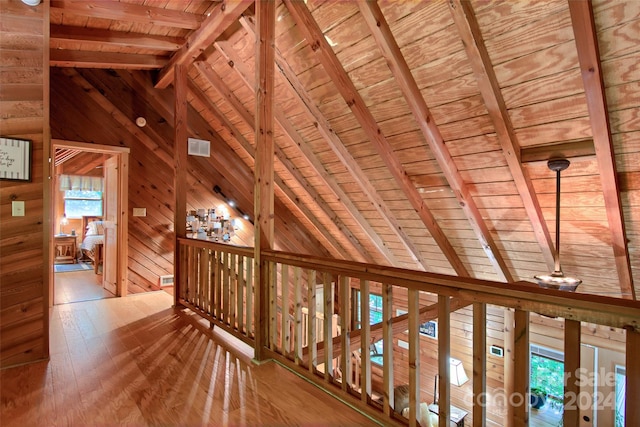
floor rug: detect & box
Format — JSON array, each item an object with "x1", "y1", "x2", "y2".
[{"x1": 54, "y1": 262, "x2": 93, "y2": 273}]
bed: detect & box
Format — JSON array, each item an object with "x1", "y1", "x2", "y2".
[{"x1": 80, "y1": 216, "x2": 104, "y2": 274}]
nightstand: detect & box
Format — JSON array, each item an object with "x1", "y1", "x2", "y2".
[
  {"x1": 428, "y1": 403, "x2": 468, "y2": 427},
  {"x1": 54, "y1": 234, "x2": 77, "y2": 264}
]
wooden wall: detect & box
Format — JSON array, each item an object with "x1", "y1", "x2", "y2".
[
  {"x1": 0, "y1": 0, "x2": 49, "y2": 368},
  {"x1": 49, "y1": 67, "x2": 330, "y2": 295}
]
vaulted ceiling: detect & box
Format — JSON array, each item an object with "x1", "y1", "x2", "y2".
[{"x1": 49, "y1": 0, "x2": 640, "y2": 299}]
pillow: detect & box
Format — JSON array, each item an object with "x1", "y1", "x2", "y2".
[
  {"x1": 86, "y1": 221, "x2": 105, "y2": 236},
  {"x1": 401, "y1": 403, "x2": 438, "y2": 427}
]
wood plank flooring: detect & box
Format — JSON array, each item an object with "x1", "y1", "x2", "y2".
[
  {"x1": 0, "y1": 291, "x2": 378, "y2": 426},
  {"x1": 54, "y1": 269, "x2": 114, "y2": 305}
]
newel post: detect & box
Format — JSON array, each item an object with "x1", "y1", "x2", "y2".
[{"x1": 253, "y1": 0, "x2": 275, "y2": 362}]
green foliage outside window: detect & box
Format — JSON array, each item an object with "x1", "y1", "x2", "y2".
[{"x1": 531, "y1": 354, "x2": 564, "y2": 402}]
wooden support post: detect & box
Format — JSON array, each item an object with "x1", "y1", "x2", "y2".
[
  {"x1": 473, "y1": 302, "x2": 487, "y2": 427},
  {"x1": 513, "y1": 309, "x2": 530, "y2": 427},
  {"x1": 253, "y1": 0, "x2": 275, "y2": 362},
  {"x1": 564, "y1": 320, "x2": 581, "y2": 427},
  {"x1": 626, "y1": 326, "x2": 640, "y2": 425},
  {"x1": 438, "y1": 295, "x2": 451, "y2": 427},
  {"x1": 173, "y1": 64, "x2": 187, "y2": 308}
]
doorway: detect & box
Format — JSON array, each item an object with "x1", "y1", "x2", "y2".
[{"x1": 50, "y1": 140, "x2": 129, "y2": 305}]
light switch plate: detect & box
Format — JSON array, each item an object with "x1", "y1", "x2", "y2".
[
  {"x1": 12, "y1": 201, "x2": 25, "y2": 216},
  {"x1": 133, "y1": 207, "x2": 146, "y2": 217}
]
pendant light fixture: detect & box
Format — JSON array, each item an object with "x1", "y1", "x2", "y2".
[{"x1": 534, "y1": 158, "x2": 582, "y2": 291}]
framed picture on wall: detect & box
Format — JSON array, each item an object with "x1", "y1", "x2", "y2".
[
  {"x1": 0, "y1": 138, "x2": 31, "y2": 181},
  {"x1": 419, "y1": 320, "x2": 438, "y2": 339}
]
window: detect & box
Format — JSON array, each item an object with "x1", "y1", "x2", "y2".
[
  {"x1": 615, "y1": 365, "x2": 625, "y2": 427},
  {"x1": 64, "y1": 190, "x2": 103, "y2": 218},
  {"x1": 353, "y1": 291, "x2": 385, "y2": 365},
  {"x1": 530, "y1": 345, "x2": 564, "y2": 405}
]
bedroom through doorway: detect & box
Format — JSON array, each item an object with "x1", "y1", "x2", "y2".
[{"x1": 51, "y1": 140, "x2": 129, "y2": 305}]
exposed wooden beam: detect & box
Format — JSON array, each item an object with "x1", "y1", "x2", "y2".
[
  {"x1": 187, "y1": 78, "x2": 352, "y2": 259},
  {"x1": 569, "y1": 0, "x2": 636, "y2": 300},
  {"x1": 361, "y1": 1, "x2": 514, "y2": 282},
  {"x1": 520, "y1": 139, "x2": 596, "y2": 164},
  {"x1": 51, "y1": 25, "x2": 183, "y2": 51},
  {"x1": 447, "y1": 0, "x2": 556, "y2": 274},
  {"x1": 50, "y1": 49, "x2": 167, "y2": 70},
  {"x1": 155, "y1": 0, "x2": 253, "y2": 89},
  {"x1": 285, "y1": 0, "x2": 469, "y2": 277},
  {"x1": 240, "y1": 15, "x2": 429, "y2": 272},
  {"x1": 209, "y1": 44, "x2": 387, "y2": 265},
  {"x1": 50, "y1": 0, "x2": 202, "y2": 29}
]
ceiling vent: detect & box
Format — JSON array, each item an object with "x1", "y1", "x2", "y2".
[{"x1": 188, "y1": 138, "x2": 210, "y2": 157}]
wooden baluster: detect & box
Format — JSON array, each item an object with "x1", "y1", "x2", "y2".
[
  {"x1": 281, "y1": 263, "x2": 289, "y2": 355},
  {"x1": 215, "y1": 250, "x2": 222, "y2": 320},
  {"x1": 514, "y1": 309, "x2": 530, "y2": 427},
  {"x1": 382, "y1": 283, "x2": 393, "y2": 416},
  {"x1": 564, "y1": 319, "x2": 581, "y2": 427},
  {"x1": 340, "y1": 275, "x2": 351, "y2": 392},
  {"x1": 438, "y1": 295, "x2": 449, "y2": 427},
  {"x1": 246, "y1": 260, "x2": 253, "y2": 337},
  {"x1": 269, "y1": 262, "x2": 278, "y2": 351},
  {"x1": 308, "y1": 269, "x2": 316, "y2": 373},
  {"x1": 323, "y1": 272, "x2": 333, "y2": 381},
  {"x1": 208, "y1": 250, "x2": 215, "y2": 324},
  {"x1": 626, "y1": 326, "x2": 640, "y2": 426},
  {"x1": 294, "y1": 266, "x2": 302, "y2": 365},
  {"x1": 408, "y1": 288, "x2": 419, "y2": 427},
  {"x1": 230, "y1": 253, "x2": 237, "y2": 329},
  {"x1": 473, "y1": 302, "x2": 487, "y2": 427},
  {"x1": 361, "y1": 279, "x2": 371, "y2": 404},
  {"x1": 237, "y1": 255, "x2": 245, "y2": 334}
]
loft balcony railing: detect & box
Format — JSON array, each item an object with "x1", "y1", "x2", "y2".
[{"x1": 177, "y1": 237, "x2": 640, "y2": 427}]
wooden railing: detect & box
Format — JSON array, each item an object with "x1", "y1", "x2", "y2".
[
  {"x1": 177, "y1": 238, "x2": 254, "y2": 345},
  {"x1": 177, "y1": 239, "x2": 640, "y2": 427}
]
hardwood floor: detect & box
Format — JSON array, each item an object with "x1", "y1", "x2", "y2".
[
  {"x1": 54, "y1": 268, "x2": 114, "y2": 304},
  {"x1": 0, "y1": 291, "x2": 377, "y2": 426}
]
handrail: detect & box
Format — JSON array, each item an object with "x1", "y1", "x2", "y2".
[{"x1": 263, "y1": 249, "x2": 640, "y2": 330}]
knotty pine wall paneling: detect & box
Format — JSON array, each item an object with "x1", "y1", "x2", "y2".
[
  {"x1": 50, "y1": 67, "x2": 330, "y2": 294},
  {"x1": 0, "y1": 0, "x2": 49, "y2": 368}
]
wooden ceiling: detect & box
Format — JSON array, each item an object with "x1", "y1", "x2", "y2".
[{"x1": 48, "y1": 0, "x2": 640, "y2": 299}]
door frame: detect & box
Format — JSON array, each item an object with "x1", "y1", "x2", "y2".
[{"x1": 50, "y1": 139, "x2": 129, "y2": 303}]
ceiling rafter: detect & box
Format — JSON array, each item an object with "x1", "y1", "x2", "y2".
[
  {"x1": 211, "y1": 42, "x2": 401, "y2": 267},
  {"x1": 155, "y1": 0, "x2": 253, "y2": 89},
  {"x1": 50, "y1": 50, "x2": 167, "y2": 69},
  {"x1": 360, "y1": 1, "x2": 514, "y2": 283},
  {"x1": 50, "y1": 25, "x2": 183, "y2": 51},
  {"x1": 54, "y1": 148, "x2": 80, "y2": 166},
  {"x1": 187, "y1": 77, "x2": 359, "y2": 261},
  {"x1": 568, "y1": 0, "x2": 636, "y2": 300},
  {"x1": 284, "y1": 0, "x2": 469, "y2": 277},
  {"x1": 239, "y1": 15, "x2": 429, "y2": 272},
  {"x1": 50, "y1": 0, "x2": 203, "y2": 29},
  {"x1": 446, "y1": 0, "x2": 557, "y2": 274}
]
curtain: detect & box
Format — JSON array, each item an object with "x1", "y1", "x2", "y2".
[{"x1": 59, "y1": 174, "x2": 104, "y2": 191}]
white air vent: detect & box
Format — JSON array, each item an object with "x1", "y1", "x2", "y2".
[
  {"x1": 188, "y1": 138, "x2": 210, "y2": 157},
  {"x1": 159, "y1": 275, "x2": 174, "y2": 287}
]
